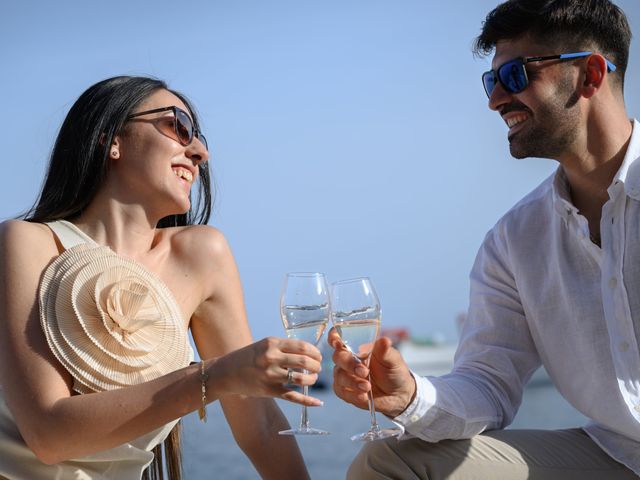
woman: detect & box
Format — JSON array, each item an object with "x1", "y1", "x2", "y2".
[{"x1": 0, "y1": 76, "x2": 322, "y2": 479}]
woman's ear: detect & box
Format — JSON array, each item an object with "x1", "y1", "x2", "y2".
[
  {"x1": 109, "y1": 137, "x2": 121, "y2": 160},
  {"x1": 581, "y1": 54, "x2": 608, "y2": 98}
]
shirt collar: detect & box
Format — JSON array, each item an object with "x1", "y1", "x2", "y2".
[
  {"x1": 552, "y1": 118, "x2": 640, "y2": 220},
  {"x1": 619, "y1": 119, "x2": 640, "y2": 200},
  {"x1": 552, "y1": 167, "x2": 578, "y2": 221}
]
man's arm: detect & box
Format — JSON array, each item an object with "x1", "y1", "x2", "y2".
[{"x1": 331, "y1": 228, "x2": 541, "y2": 442}]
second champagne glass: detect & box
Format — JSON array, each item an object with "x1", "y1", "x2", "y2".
[
  {"x1": 279, "y1": 272, "x2": 330, "y2": 435},
  {"x1": 331, "y1": 277, "x2": 400, "y2": 441}
]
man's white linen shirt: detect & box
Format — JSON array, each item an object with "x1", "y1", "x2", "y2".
[{"x1": 394, "y1": 119, "x2": 640, "y2": 474}]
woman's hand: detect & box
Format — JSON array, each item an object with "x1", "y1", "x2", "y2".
[
  {"x1": 328, "y1": 328, "x2": 416, "y2": 418},
  {"x1": 209, "y1": 337, "x2": 324, "y2": 406}
]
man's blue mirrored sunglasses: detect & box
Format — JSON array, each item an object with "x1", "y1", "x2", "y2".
[{"x1": 482, "y1": 51, "x2": 617, "y2": 98}]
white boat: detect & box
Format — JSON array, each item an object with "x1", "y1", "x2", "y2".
[
  {"x1": 386, "y1": 327, "x2": 551, "y2": 387},
  {"x1": 397, "y1": 340, "x2": 457, "y2": 377},
  {"x1": 314, "y1": 327, "x2": 550, "y2": 389}
]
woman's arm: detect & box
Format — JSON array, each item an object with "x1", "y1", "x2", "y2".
[
  {"x1": 0, "y1": 220, "x2": 320, "y2": 465},
  {"x1": 188, "y1": 226, "x2": 313, "y2": 480}
]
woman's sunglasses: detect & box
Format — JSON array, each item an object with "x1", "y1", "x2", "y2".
[
  {"x1": 482, "y1": 51, "x2": 617, "y2": 98},
  {"x1": 127, "y1": 105, "x2": 208, "y2": 150}
]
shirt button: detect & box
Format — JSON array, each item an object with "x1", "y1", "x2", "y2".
[
  {"x1": 635, "y1": 404, "x2": 640, "y2": 413},
  {"x1": 609, "y1": 277, "x2": 618, "y2": 288},
  {"x1": 410, "y1": 414, "x2": 420, "y2": 423},
  {"x1": 619, "y1": 341, "x2": 630, "y2": 352}
]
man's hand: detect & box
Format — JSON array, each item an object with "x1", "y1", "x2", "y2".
[{"x1": 328, "y1": 328, "x2": 416, "y2": 418}]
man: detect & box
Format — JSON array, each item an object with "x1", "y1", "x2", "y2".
[{"x1": 330, "y1": 1, "x2": 640, "y2": 478}]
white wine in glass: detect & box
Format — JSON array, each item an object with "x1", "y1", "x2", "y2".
[
  {"x1": 331, "y1": 277, "x2": 401, "y2": 442},
  {"x1": 279, "y1": 272, "x2": 330, "y2": 436}
]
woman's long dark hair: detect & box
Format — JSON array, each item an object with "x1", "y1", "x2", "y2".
[
  {"x1": 23, "y1": 75, "x2": 212, "y2": 226},
  {"x1": 25, "y1": 76, "x2": 214, "y2": 479}
]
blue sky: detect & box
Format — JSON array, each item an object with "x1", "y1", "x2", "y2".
[{"x1": 2, "y1": 0, "x2": 639, "y2": 344}]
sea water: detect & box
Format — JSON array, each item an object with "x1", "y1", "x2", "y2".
[{"x1": 182, "y1": 380, "x2": 588, "y2": 479}]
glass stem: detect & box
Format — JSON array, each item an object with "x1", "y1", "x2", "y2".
[
  {"x1": 366, "y1": 373, "x2": 381, "y2": 432},
  {"x1": 300, "y1": 371, "x2": 310, "y2": 429}
]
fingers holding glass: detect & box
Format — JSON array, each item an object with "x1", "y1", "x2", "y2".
[
  {"x1": 332, "y1": 364, "x2": 372, "y2": 412},
  {"x1": 275, "y1": 367, "x2": 323, "y2": 407},
  {"x1": 281, "y1": 367, "x2": 318, "y2": 387},
  {"x1": 278, "y1": 272, "x2": 330, "y2": 436},
  {"x1": 330, "y1": 277, "x2": 401, "y2": 442}
]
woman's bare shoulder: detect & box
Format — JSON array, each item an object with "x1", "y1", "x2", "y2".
[
  {"x1": 166, "y1": 224, "x2": 232, "y2": 260},
  {"x1": 0, "y1": 220, "x2": 55, "y2": 251},
  {"x1": 0, "y1": 220, "x2": 61, "y2": 275},
  {"x1": 0, "y1": 219, "x2": 57, "y2": 300}
]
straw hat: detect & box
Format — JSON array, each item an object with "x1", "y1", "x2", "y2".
[{"x1": 39, "y1": 243, "x2": 193, "y2": 394}]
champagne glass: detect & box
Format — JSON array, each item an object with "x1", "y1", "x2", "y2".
[
  {"x1": 331, "y1": 277, "x2": 400, "y2": 441},
  {"x1": 279, "y1": 272, "x2": 330, "y2": 435}
]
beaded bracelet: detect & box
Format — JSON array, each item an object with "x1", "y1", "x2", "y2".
[{"x1": 198, "y1": 360, "x2": 209, "y2": 423}]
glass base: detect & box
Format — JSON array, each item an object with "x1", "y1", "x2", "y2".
[
  {"x1": 279, "y1": 426, "x2": 330, "y2": 436},
  {"x1": 351, "y1": 427, "x2": 401, "y2": 442}
]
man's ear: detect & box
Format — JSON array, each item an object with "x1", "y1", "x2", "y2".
[{"x1": 581, "y1": 54, "x2": 609, "y2": 98}]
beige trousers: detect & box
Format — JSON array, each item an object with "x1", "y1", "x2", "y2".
[{"x1": 347, "y1": 429, "x2": 638, "y2": 479}]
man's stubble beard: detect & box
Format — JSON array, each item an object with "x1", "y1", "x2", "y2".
[{"x1": 508, "y1": 76, "x2": 581, "y2": 160}]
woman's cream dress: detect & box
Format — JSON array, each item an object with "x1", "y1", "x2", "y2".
[{"x1": 0, "y1": 220, "x2": 193, "y2": 479}]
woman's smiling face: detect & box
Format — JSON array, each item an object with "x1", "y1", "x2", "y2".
[{"x1": 110, "y1": 89, "x2": 209, "y2": 218}]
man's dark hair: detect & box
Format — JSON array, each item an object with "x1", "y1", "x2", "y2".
[
  {"x1": 24, "y1": 75, "x2": 212, "y2": 227},
  {"x1": 474, "y1": 0, "x2": 632, "y2": 90}
]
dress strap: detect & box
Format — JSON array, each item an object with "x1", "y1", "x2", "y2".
[{"x1": 45, "y1": 220, "x2": 97, "y2": 249}]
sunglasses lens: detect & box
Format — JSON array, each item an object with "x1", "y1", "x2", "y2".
[
  {"x1": 482, "y1": 71, "x2": 497, "y2": 97},
  {"x1": 175, "y1": 109, "x2": 194, "y2": 146},
  {"x1": 498, "y1": 60, "x2": 528, "y2": 93}
]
